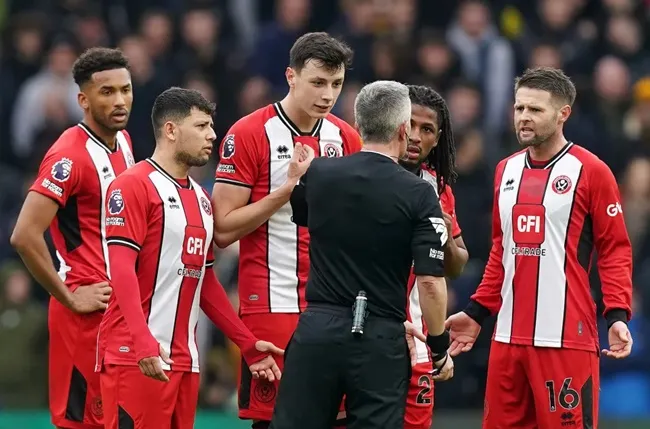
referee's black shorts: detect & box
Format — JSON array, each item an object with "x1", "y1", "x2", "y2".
[{"x1": 270, "y1": 303, "x2": 411, "y2": 429}]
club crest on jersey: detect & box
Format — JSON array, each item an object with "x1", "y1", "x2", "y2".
[
  {"x1": 222, "y1": 134, "x2": 235, "y2": 159},
  {"x1": 108, "y1": 189, "x2": 125, "y2": 215},
  {"x1": 323, "y1": 143, "x2": 342, "y2": 158},
  {"x1": 200, "y1": 197, "x2": 212, "y2": 216},
  {"x1": 51, "y1": 158, "x2": 73, "y2": 182},
  {"x1": 552, "y1": 175, "x2": 572, "y2": 194}
]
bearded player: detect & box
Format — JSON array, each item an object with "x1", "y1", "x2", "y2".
[
  {"x1": 398, "y1": 85, "x2": 468, "y2": 429},
  {"x1": 11, "y1": 47, "x2": 135, "y2": 429},
  {"x1": 446, "y1": 67, "x2": 633, "y2": 428},
  {"x1": 212, "y1": 32, "x2": 362, "y2": 428},
  {"x1": 98, "y1": 87, "x2": 284, "y2": 429}
]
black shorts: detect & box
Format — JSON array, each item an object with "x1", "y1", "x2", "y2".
[{"x1": 270, "y1": 304, "x2": 410, "y2": 429}]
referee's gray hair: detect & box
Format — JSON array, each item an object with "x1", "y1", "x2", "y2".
[{"x1": 354, "y1": 80, "x2": 411, "y2": 144}]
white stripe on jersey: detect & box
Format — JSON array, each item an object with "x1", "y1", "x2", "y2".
[
  {"x1": 409, "y1": 169, "x2": 440, "y2": 363},
  {"x1": 495, "y1": 152, "x2": 526, "y2": 342},
  {"x1": 85, "y1": 140, "x2": 118, "y2": 279},
  {"x1": 534, "y1": 154, "x2": 582, "y2": 347},
  {"x1": 408, "y1": 284, "x2": 430, "y2": 363},
  {"x1": 265, "y1": 117, "x2": 300, "y2": 313},
  {"x1": 116, "y1": 132, "x2": 136, "y2": 168},
  {"x1": 147, "y1": 172, "x2": 187, "y2": 371}
]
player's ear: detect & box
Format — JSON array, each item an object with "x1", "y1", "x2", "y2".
[
  {"x1": 286, "y1": 67, "x2": 295, "y2": 88},
  {"x1": 163, "y1": 121, "x2": 176, "y2": 142},
  {"x1": 77, "y1": 91, "x2": 89, "y2": 111},
  {"x1": 558, "y1": 104, "x2": 572, "y2": 125}
]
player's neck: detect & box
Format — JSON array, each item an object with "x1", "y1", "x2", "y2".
[
  {"x1": 279, "y1": 96, "x2": 319, "y2": 134},
  {"x1": 527, "y1": 134, "x2": 568, "y2": 162},
  {"x1": 150, "y1": 150, "x2": 189, "y2": 180},
  {"x1": 82, "y1": 117, "x2": 117, "y2": 150}
]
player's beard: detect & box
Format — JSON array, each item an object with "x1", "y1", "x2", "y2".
[
  {"x1": 175, "y1": 150, "x2": 209, "y2": 168},
  {"x1": 516, "y1": 123, "x2": 556, "y2": 148}
]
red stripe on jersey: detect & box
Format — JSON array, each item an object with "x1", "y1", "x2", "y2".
[
  {"x1": 168, "y1": 188, "x2": 206, "y2": 369},
  {"x1": 510, "y1": 168, "x2": 551, "y2": 343}
]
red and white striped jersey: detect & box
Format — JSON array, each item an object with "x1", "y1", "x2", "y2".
[
  {"x1": 472, "y1": 143, "x2": 633, "y2": 352},
  {"x1": 29, "y1": 123, "x2": 135, "y2": 287},
  {"x1": 407, "y1": 166, "x2": 462, "y2": 363},
  {"x1": 214, "y1": 103, "x2": 362, "y2": 315},
  {"x1": 99, "y1": 160, "x2": 214, "y2": 373}
]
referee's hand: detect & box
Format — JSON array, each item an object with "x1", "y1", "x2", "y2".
[
  {"x1": 404, "y1": 321, "x2": 426, "y2": 367},
  {"x1": 249, "y1": 340, "x2": 284, "y2": 382}
]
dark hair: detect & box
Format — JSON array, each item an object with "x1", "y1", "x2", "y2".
[
  {"x1": 408, "y1": 85, "x2": 457, "y2": 193},
  {"x1": 289, "y1": 32, "x2": 354, "y2": 72},
  {"x1": 514, "y1": 67, "x2": 576, "y2": 107},
  {"x1": 72, "y1": 47, "x2": 130, "y2": 87},
  {"x1": 151, "y1": 87, "x2": 216, "y2": 138}
]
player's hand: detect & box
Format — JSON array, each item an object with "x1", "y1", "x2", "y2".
[
  {"x1": 69, "y1": 282, "x2": 112, "y2": 313},
  {"x1": 602, "y1": 321, "x2": 633, "y2": 359},
  {"x1": 431, "y1": 353, "x2": 454, "y2": 382},
  {"x1": 445, "y1": 311, "x2": 481, "y2": 357},
  {"x1": 287, "y1": 143, "x2": 315, "y2": 182},
  {"x1": 138, "y1": 344, "x2": 174, "y2": 382},
  {"x1": 404, "y1": 321, "x2": 426, "y2": 367},
  {"x1": 249, "y1": 341, "x2": 284, "y2": 382},
  {"x1": 442, "y1": 212, "x2": 453, "y2": 247}
]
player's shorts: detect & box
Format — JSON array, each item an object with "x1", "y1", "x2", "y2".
[
  {"x1": 238, "y1": 313, "x2": 348, "y2": 425},
  {"x1": 100, "y1": 364, "x2": 199, "y2": 429},
  {"x1": 48, "y1": 299, "x2": 104, "y2": 429},
  {"x1": 404, "y1": 362, "x2": 434, "y2": 429},
  {"x1": 238, "y1": 313, "x2": 299, "y2": 421},
  {"x1": 484, "y1": 340, "x2": 599, "y2": 429}
]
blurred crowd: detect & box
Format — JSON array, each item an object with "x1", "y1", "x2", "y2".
[{"x1": 1, "y1": 0, "x2": 650, "y2": 418}]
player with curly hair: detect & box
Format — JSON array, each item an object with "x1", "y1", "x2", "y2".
[{"x1": 11, "y1": 47, "x2": 136, "y2": 429}]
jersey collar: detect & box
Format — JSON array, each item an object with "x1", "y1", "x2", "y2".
[
  {"x1": 273, "y1": 102, "x2": 323, "y2": 137},
  {"x1": 78, "y1": 122, "x2": 119, "y2": 154},
  {"x1": 146, "y1": 158, "x2": 193, "y2": 190},
  {"x1": 524, "y1": 141, "x2": 573, "y2": 170}
]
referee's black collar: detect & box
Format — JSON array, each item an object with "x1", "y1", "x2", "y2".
[{"x1": 359, "y1": 149, "x2": 397, "y2": 162}]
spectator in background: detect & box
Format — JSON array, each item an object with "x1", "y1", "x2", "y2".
[
  {"x1": 0, "y1": 261, "x2": 47, "y2": 409},
  {"x1": 447, "y1": 0, "x2": 514, "y2": 139},
  {"x1": 10, "y1": 38, "x2": 82, "y2": 165}
]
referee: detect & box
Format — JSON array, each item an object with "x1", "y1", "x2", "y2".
[{"x1": 270, "y1": 81, "x2": 453, "y2": 429}]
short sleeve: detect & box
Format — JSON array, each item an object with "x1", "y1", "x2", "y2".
[
  {"x1": 411, "y1": 183, "x2": 446, "y2": 277},
  {"x1": 214, "y1": 124, "x2": 260, "y2": 187},
  {"x1": 105, "y1": 176, "x2": 148, "y2": 252},
  {"x1": 340, "y1": 122, "x2": 363, "y2": 155},
  {"x1": 28, "y1": 148, "x2": 82, "y2": 207},
  {"x1": 441, "y1": 185, "x2": 462, "y2": 239}
]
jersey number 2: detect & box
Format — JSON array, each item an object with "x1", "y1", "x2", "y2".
[
  {"x1": 416, "y1": 375, "x2": 432, "y2": 405},
  {"x1": 545, "y1": 378, "x2": 580, "y2": 412}
]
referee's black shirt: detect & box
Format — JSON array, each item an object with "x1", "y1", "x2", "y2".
[{"x1": 290, "y1": 150, "x2": 446, "y2": 322}]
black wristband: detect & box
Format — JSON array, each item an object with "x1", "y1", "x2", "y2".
[
  {"x1": 604, "y1": 309, "x2": 628, "y2": 329},
  {"x1": 426, "y1": 331, "x2": 450, "y2": 355},
  {"x1": 463, "y1": 299, "x2": 491, "y2": 326}
]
